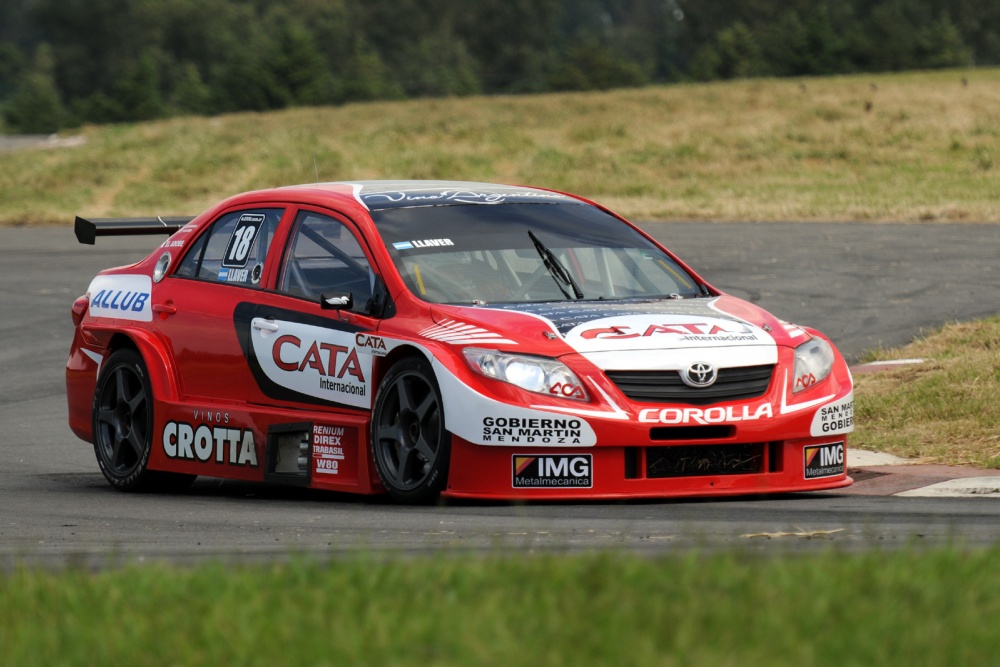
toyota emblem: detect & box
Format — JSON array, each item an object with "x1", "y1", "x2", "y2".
[{"x1": 682, "y1": 362, "x2": 718, "y2": 388}]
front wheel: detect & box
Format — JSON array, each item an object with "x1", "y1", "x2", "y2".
[
  {"x1": 92, "y1": 349, "x2": 195, "y2": 492},
  {"x1": 371, "y1": 357, "x2": 450, "y2": 504}
]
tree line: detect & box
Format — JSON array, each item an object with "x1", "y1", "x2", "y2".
[{"x1": 1, "y1": 0, "x2": 996, "y2": 133}]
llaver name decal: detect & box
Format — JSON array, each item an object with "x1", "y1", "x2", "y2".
[{"x1": 162, "y1": 421, "x2": 258, "y2": 467}]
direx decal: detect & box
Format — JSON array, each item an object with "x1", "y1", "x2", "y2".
[
  {"x1": 251, "y1": 320, "x2": 373, "y2": 408},
  {"x1": 513, "y1": 454, "x2": 593, "y2": 488},
  {"x1": 810, "y1": 394, "x2": 855, "y2": 436},
  {"x1": 162, "y1": 421, "x2": 258, "y2": 467},
  {"x1": 87, "y1": 275, "x2": 152, "y2": 322},
  {"x1": 638, "y1": 404, "x2": 773, "y2": 425},
  {"x1": 804, "y1": 442, "x2": 844, "y2": 479}
]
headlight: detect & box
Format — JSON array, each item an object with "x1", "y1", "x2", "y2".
[
  {"x1": 463, "y1": 348, "x2": 589, "y2": 401},
  {"x1": 793, "y1": 337, "x2": 834, "y2": 393}
]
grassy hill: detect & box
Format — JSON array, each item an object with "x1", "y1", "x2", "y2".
[{"x1": 2, "y1": 67, "x2": 998, "y2": 225}]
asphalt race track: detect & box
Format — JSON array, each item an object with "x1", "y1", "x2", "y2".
[{"x1": 2, "y1": 222, "x2": 999, "y2": 567}]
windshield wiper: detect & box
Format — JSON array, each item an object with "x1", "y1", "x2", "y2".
[{"x1": 527, "y1": 230, "x2": 584, "y2": 300}]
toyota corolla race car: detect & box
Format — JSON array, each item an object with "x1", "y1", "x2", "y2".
[{"x1": 66, "y1": 180, "x2": 854, "y2": 503}]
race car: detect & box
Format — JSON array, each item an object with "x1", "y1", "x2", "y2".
[{"x1": 66, "y1": 180, "x2": 854, "y2": 503}]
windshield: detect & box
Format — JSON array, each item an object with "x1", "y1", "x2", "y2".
[{"x1": 372, "y1": 203, "x2": 702, "y2": 304}]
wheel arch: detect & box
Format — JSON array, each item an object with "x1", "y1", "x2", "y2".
[{"x1": 106, "y1": 330, "x2": 182, "y2": 404}]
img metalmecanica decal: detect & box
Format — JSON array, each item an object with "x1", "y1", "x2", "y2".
[
  {"x1": 512, "y1": 454, "x2": 593, "y2": 488},
  {"x1": 803, "y1": 442, "x2": 845, "y2": 479}
]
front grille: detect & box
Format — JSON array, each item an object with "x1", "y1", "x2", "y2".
[
  {"x1": 646, "y1": 444, "x2": 764, "y2": 478},
  {"x1": 605, "y1": 365, "x2": 774, "y2": 405}
]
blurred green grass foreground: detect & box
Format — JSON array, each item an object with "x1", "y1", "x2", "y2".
[{"x1": 4, "y1": 549, "x2": 1000, "y2": 666}]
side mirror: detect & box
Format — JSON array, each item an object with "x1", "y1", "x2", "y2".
[{"x1": 320, "y1": 292, "x2": 353, "y2": 310}]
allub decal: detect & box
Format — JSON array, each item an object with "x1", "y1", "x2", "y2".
[
  {"x1": 513, "y1": 454, "x2": 593, "y2": 488},
  {"x1": 251, "y1": 320, "x2": 373, "y2": 409},
  {"x1": 803, "y1": 442, "x2": 844, "y2": 479},
  {"x1": 87, "y1": 275, "x2": 153, "y2": 322}
]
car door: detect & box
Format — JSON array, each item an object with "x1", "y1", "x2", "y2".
[
  {"x1": 240, "y1": 207, "x2": 389, "y2": 413},
  {"x1": 153, "y1": 207, "x2": 287, "y2": 404}
]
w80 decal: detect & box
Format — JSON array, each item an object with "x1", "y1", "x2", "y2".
[{"x1": 223, "y1": 213, "x2": 265, "y2": 268}]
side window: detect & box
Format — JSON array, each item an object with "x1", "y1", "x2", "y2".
[
  {"x1": 277, "y1": 211, "x2": 374, "y2": 312},
  {"x1": 174, "y1": 209, "x2": 283, "y2": 288}
]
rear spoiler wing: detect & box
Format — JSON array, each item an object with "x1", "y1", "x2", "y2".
[{"x1": 74, "y1": 216, "x2": 196, "y2": 245}]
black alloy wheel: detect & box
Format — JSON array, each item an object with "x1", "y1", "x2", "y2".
[
  {"x1": 371, "y1": 357, "x2": 450, "y2": 503},
  {"x1": 92, "y1": 348, "x2": 195, "y2": 492}
]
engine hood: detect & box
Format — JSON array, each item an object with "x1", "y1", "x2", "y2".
[{"x1": 430, "y1": 296, "x2": 810, "y2": 370}]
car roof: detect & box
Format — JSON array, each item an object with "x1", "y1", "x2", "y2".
[{"x1": 279, "y1": 180, "x2": 581, "y2": 211}]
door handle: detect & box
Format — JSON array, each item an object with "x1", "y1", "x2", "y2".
[
  {"x1": 251, "y1": 318, "x2": 280, "y2": 333},
  {"x1": 152, "y1": 302, "x2": 177, "y2": 317}
]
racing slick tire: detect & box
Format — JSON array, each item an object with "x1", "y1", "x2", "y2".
[
  {"x1": 92, "y1": 349, "x2": 196, "y2": 492},
  {"x1": 371, "y1": 356, "x2": 450, "y2": 504}
]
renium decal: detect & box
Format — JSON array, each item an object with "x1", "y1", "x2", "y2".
[
  {"x1": 513, "y1": 454, "x2": 593, "y2": 488},
  {"x1": 250, "y1": 319, "x2": 373, "y2": 409},
  {"x1": 804, "y1": 442, "x2": 845, "y2": 479},
  {"x1": 162, "y1": 421, "x2": 258, "y2": 467},
  {"x1": 420, "y1": 319, "x2": 517, "y2": 345},
  {"x1": 87, "y1": 274, "x2": 152, "y2": 322},
  {"x1": 810, "y1": 394, "x2": 855, "y2": 436}
]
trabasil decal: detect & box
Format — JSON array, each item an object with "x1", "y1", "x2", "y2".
[
  {"x1": 162, "y1": 420, "x2": 258, "y2": 467},
  {"x1": 250, "y1": 319, "x2": 373, "y2": 408},
  {"x1": 513, "y1": 454, "x2": 593, "y2": 488},
  {"x1": 88, "y1": 274, "x2": 153, "y2": 322},
  {"x1": 811, "y1": 394, "x2": 855, "y2": 436},
  {"x1": 804, "y1": 442, "x2": 845, "y2": 479}
]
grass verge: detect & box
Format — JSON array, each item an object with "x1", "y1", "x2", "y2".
[
  {"x1": 3, "y1": 549, "x2": 1000, "y2": 666},
  {"x1": 853, "y1": 316, "x2": 1000, "y2": 467},
  {"x1": 2, "y1": 68, "x2": 999, "y2": 225}
]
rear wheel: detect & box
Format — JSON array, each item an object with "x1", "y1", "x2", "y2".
[
  {"x1": 371, "y1": 357, "x2": 450, "y2": 504},
  {"x1": 92, "y1": 349, "x2": 195, "y2": 492}
]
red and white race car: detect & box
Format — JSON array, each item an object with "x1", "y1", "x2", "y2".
[{"x1": 66, "y1": 181, "x2": 854, "y2": 503}]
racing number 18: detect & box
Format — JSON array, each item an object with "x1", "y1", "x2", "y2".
[{"x1": 223, "y1": 213, "x2": 266, "y2": 268}]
